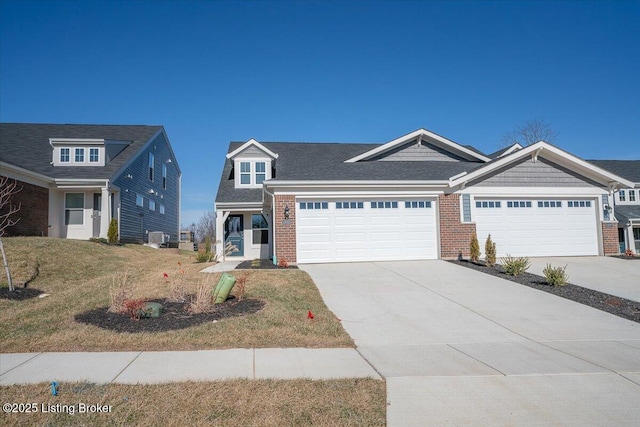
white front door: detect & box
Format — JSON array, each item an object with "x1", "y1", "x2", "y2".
[
  {"x1": 296, "y1": 198, "x2": 438, "y2": 263},
  {"x1": 473, "y1": 198, "x2": 599, "y2": 257}
]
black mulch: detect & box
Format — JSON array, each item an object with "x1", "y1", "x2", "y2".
[
  {"x1": 235, "y1": 259, "x2": 299, "y2": 270},
  {"x1": 611, "y1": 255, "x2": 640, "y2": 261},
  {"x1": 75, "y1": 297, "x2": 266, "y2": 333},
  {"x1": 450, "y1": 260, "x2": 640, "y2": 323},
  {"x1": 0, "y1": 287, "x2": 44, "y2": 300}
]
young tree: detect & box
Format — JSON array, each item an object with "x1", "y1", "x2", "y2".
[
  {"x1": 469, "y1": 232, "x2": 480, "y2": 263},
  {"x1": 195, "y1": 210, "x2": 216, "y2": 243},
  {"x1": 501, "y1": 118, "x2": 557, "y2": 148},
  {"x1": 0, "y1": 177, "x2": 22, "y2": 291}
]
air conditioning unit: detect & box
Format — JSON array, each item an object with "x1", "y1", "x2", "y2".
[{"x1": 148, "y1": 231, "x2": 169, "y2": 245}]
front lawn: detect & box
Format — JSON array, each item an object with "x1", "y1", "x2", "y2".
[{"x1": 0, "y1": 237, "x2": 353, "y2": 352}]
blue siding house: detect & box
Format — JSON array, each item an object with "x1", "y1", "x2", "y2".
[{"x1": 0, "y1": 123, "x2": 181, "y2": 243}]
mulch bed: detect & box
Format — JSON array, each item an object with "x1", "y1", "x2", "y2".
[
  {"x1": 0, "y1": 286, "x2": 44, "y2": 300},
  {"x1": 75, "y1": 297, "x2": 265, "y2": 333},
  {"x1": 236, "y1": 259, "x2": 299, "y2": 270},
  {"x1": 450, "y1": 260, "x2": 640, "y2": 323},
  {"x1": 611, "y1": 255, "x2": 640, "y2": 261}
]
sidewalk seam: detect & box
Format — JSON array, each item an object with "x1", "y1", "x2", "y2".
[
  {"x1": 110, "y1": 351, "x2": 143, "y2": 383},
  {"x1": 0, "y1": 353, "x2": 43, "y2": 378}
]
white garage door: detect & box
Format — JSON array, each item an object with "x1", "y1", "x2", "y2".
[
  {"x1": 297, "y1": 199, "x2": 438, "y2": 263},
  {"x1": 474, "y1": 198, "x2": 598, "y2": 257}
]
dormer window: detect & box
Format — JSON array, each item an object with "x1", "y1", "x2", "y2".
[
  {"x1": 226, "y1": 138, "x2": 278, "y2": 189},
  {"x1": 240, "y1": 162, "x2": 251, "y2": 185},
  {"x1": 75, "y1": 148, "x2": 85, "y2": 162},
  {"x1": 256, "y1": 162, "x2": 266, "y2": 184},
  {"x1": 89, "y1": 148, "x2": 99, "y2": 163},
  {"x1": 60, "y1": 148, "x2": 70, "y2": 163}
]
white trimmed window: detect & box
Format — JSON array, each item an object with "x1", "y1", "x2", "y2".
[
  {"x1": 630, "y1": 190, "x2": 636, "y2": 202},
  {"x1": 240, "y1": 162, "x2": 251, "y2": 185},
  {"x1": 75, "y1": 148, "x2": 84, "y2": 162},
  {"x1": 149, "y1": 200, "x2": 155, "y2": 211},
  {"x1": 89, "y1": 148, "x2": 99, "y2": 162},
  {"x1": 136, "y1": 194, "x2": 144, "y2": 207},
  {"x1": 252, "y1": 214, "x2": 269, "y2": 244},
  {"x1": 619, "y1": 190, "x2": 626, "y2": 202},
  {"x1": 148, "y1": 152, "x2": 155, "y2": 181},
  {"x1": 256, "y1": 162, "x2": 266, "y2": 184},
  {"x1": 65, "y1": 193, "x2": 84, "y2": 225},
  {"x1": 60, "y1": 148, "x2": 70, "y2": 163}
]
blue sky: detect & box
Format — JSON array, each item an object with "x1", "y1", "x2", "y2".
[{"x1": 1, "y1": 0, "x2": 639, "y2": 226}]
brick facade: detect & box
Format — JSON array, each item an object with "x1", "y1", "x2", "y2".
[
  {"x1": 274, "y1": 194, "x2": 297, "y2": 263},
  {"x1": 439, "y1": 193, "x2": 476, "y2": 259},
  {"x1": 0, "y1": 177, "x2": 49, "y2": 237},
  {"x1": 601, "y1": 221, "x2": 619, "y2": 255}
]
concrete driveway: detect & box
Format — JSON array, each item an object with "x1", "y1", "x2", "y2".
[
  {"x1": 302, "y1": 260, "x2": 640, "y2": 426},
  {"x1": 527, "y1": 256, "x2": 640, "y2": 302}
]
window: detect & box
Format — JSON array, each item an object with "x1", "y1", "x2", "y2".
[
  {"x1": 75, "y1": 148, "x2": 84, "y2": 162},
  {"x1": 136, "y1": 194, "x2": 144, "y2": 207},
  {"x1": 405, "y1": 201, "x2": 432, "y2": 209},
  {"x1": 60, "y1": 148, "x2": 70, "y2": 163},
  {"x1": 476, "y1": 201, "x2": 502, "y2": 208},
  {"x1": 148, "y1": 152, "x2": 155, "y2": 181},
  {"x1": 65, "y1": 193, "x2": 84, "y2": 225},
  {"x1": 568, "y1": 200, "x2": 591, "y2": 208},
  {"x1": 630, "y1": 190, "x2": 636, "y2": 202},
  {"x1": 537, "y1": 201, "x2": 562, "y2": 208},
  {"x1": 506, "y1": 201, "x2": 530, "y2": 208},
  {"x1": 252, "y1": 214, "x2": 269, "y2": 244},
  {"x1": 619, "y1": 190, "x2": 626, "y2": 202},
  {"x1": 299, "y1": 202, "x2": 328, "y2": 210},
  {"x1": 371, "y1": 201, "x2": 398, "y2": 209},
  {"x1": 149, "y1": 200, "x2": 156, "y2": 211},
  {"x1": 162, "y1": 164, "x2": 167, "y2": 189},
  {"x1": 256, "y1": 162, "x2": 266, "y2": 184},
  {"x1": 89, "y1": 148, "x2": 99, "y2": 163},
  {"x1": 336, "y1": 201, "x2": 364, "y2": 209},
  {"x1": 159, "y1": 204, "x2": 165, "y2": 215},
  {"x1": 240, "y1": 162, "x2": 251, "y2": 185}
]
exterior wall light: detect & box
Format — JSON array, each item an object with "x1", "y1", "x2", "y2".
[{"x1": 284, "y1": 205, "x2": 290, "y2": 220}]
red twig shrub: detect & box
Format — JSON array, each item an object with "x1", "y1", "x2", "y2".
[{"x1": 123, "y1": 299, "x2": 146, "y2": 321}]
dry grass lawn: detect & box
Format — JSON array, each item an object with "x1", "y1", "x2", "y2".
[
  {"x1": 0, "y1": 379, "x2": 386, "y2": 426},
  {"x1": 0, "y1": 237, "x2": 353, "y2": 352}
]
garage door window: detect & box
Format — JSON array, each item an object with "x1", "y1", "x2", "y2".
[
  {"x1": 476, "y1": 201, "x2": 502, "y2": 208},
  {"x1": 336, "y1": 201, "x2": 364, "y2": 209},
  {"x1": 568, "y1": 200, "x2": 591, "y2": 208},
  {"x1": 299, "y1": 202, "x2": 328, "y2": 210},
  {"x1": 507, "y1": 201, "x2": 531, "y2": 208},
  {"x1": 371, "y1": 201, "x2": 398, "y2": 209},
  {"x1": 538, "y1": 201, "x2": 562, "y2": 208},
  {"x1": 405, "y1": 201, "x2": 432, "y2": 208}
]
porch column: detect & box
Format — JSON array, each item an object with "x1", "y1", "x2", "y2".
[
  {"x1": 215, "y1": 209, "x2": 225, "y2": 261},
  {"x1": 100, "y1": 186, "x2": 110, "y2": 238},
  {"x1": 626, "y1": 224, "x2": 635, "y2": 252}
]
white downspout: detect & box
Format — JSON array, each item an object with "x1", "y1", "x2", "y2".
[{"x1": 263, "y1": 186, "x2": 277, "y2": 265}]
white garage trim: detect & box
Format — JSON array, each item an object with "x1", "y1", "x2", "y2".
[
  {"x1": 296, "y1": 198, "x2": 438, "y2": 263},
  {"x1": 473, "y1": 197, "x2": 600, "y2": 257}
]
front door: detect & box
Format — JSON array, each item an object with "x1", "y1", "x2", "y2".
[
  {"x1": 92, "y1": 193, "x2": 101, "y2": 238},
  {"x1": 225, "y1": 215, "x2": 244, "y2": 256}
]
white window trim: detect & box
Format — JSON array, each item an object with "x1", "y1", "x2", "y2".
[
  {"x1": 251, "y1": 213, "x2": 269, "y2": 246},
  {"x1": 75, "y1": 148, "x2": 85, "y2": 163},
  {"x1": 235, "y1": 158, "x2": 271, "y2": 188},
  {"x1": 60, "y1": 147, "x2": 70, "y2": 163},
  {"x1": 89, "y1": 147, "x2": 100, "y2": 163},
  {"x1": 64, "y1": 192, "x2": 85, "y2": 226}
]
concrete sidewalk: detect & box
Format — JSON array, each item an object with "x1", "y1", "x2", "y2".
[{"x1": 0, "y1": 348, "x2": 381, "y2": 385}]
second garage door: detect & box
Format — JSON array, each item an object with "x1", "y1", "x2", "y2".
[
  {"x1": 474, "y1": 198, "x2": 599, "y2": 257},
  {"x1": 297, "y1": 199, "x2": 438, "y2": 263}
]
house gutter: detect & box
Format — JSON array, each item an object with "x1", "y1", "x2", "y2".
[{"x1": 263, "y1": 186, "x2": 277, "y2": 265}]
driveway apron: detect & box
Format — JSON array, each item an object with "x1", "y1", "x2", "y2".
[{"x1": 302, "y1": 260, "x2": 640, "y2": 426}]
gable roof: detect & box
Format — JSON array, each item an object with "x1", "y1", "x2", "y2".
[
  {"x1": 487, "y1": 143, "x2": 523, "y2": 159},
  {"x1": 344, "y1": 129, "x2": 491, "y2": 163},
  {"x1": 615, "y1": 205, "x2": 640, "y2": 225},
  {"x1": 0, "y1": 123, "x2": 163, "y2": 180},
  {"x1": 226, "y1": 138, "x2": 279, "y2": 160},
  {"x1": 587, "y1": 160, "x2": 640, "y2": 183},
  {"x1": 449, "y1": 140, "x2": 635, "y2": 189}
]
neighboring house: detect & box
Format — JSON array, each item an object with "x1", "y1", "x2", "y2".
[
  {"x1": 588, "y1": 160, "x2": 640, "y2": 253},
  {"x1": 215, "y1": 128, "x2": 634, "y2": 264},
  {"x1": 0, "y1": 123, "x2": 181, "y2": 243}
]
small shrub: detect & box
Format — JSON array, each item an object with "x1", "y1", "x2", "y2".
[
  {"x1": 625, "y1": 248, "x2": 635, "y2": 257},
  {"x1": 89, "y1": 237, "x2": 109, "y2": 244},
  {"x1": 543, "y1": 264, "x2": 569, "y2": 286},
  {"x1": 123, "y1": 298, "x2": 146, "y2": 321},
  {"x1": 167, "y1": 266, "x2": 188, "y2": 302},
  {"x1": 501, "y1": 255, "x2": 531, "y2": 276},
  {"x1": 470, "y1": 232, "x2": 480, "y2": 263},
  {"x1": 108, "y1": 271, "x2": 132, "y2": 313},
  {"x1": 107, "y1": 218, "x2": 119, "y2": 244},
  {"x1": 485, "y1": 234, "x2": 497, "y2": 267},
  {"x1": 188, "y1": 278, "x2": 213, "y2": 314},
  {"x1": 278, "y1": 257, "x2": 289, "y2": 268},
  {"x1": 235, "y1": 273, "x2": 247, "y2": 302}
]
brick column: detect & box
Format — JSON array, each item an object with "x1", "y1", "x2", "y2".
[
  {"x1": 439, "y1": 193, "x2": 476, "y2": 259},
  {"x1": 274, "y1": 195, "x2": 296, "y2": 263},
  {"x1": 0, "y1": 177, "x2": 49, "y2": 237},
  {"x1": 601, "y1": 222, "x2": 619, "y2": 255}
]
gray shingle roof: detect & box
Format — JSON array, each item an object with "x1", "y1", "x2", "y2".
[
  {"x1": 0, "y1": 123, "x2": 162, "y2": 180},
  {"x1": 616, "y1": 205, "x2": 640, "y2": 225},
  {"x1": 216, "y1": 142, "x2": 485, "y2": 203},
  {"x1": 587, "y1": 160, "x2": 640, "y2": 183}
]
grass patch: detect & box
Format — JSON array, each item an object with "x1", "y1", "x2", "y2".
[
  {"x1": 0, "y1": 237, "x2": 353, "y2": 352},
  {"x1": 0, "y1": 379, "x2": 385, "y2": 426}
]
